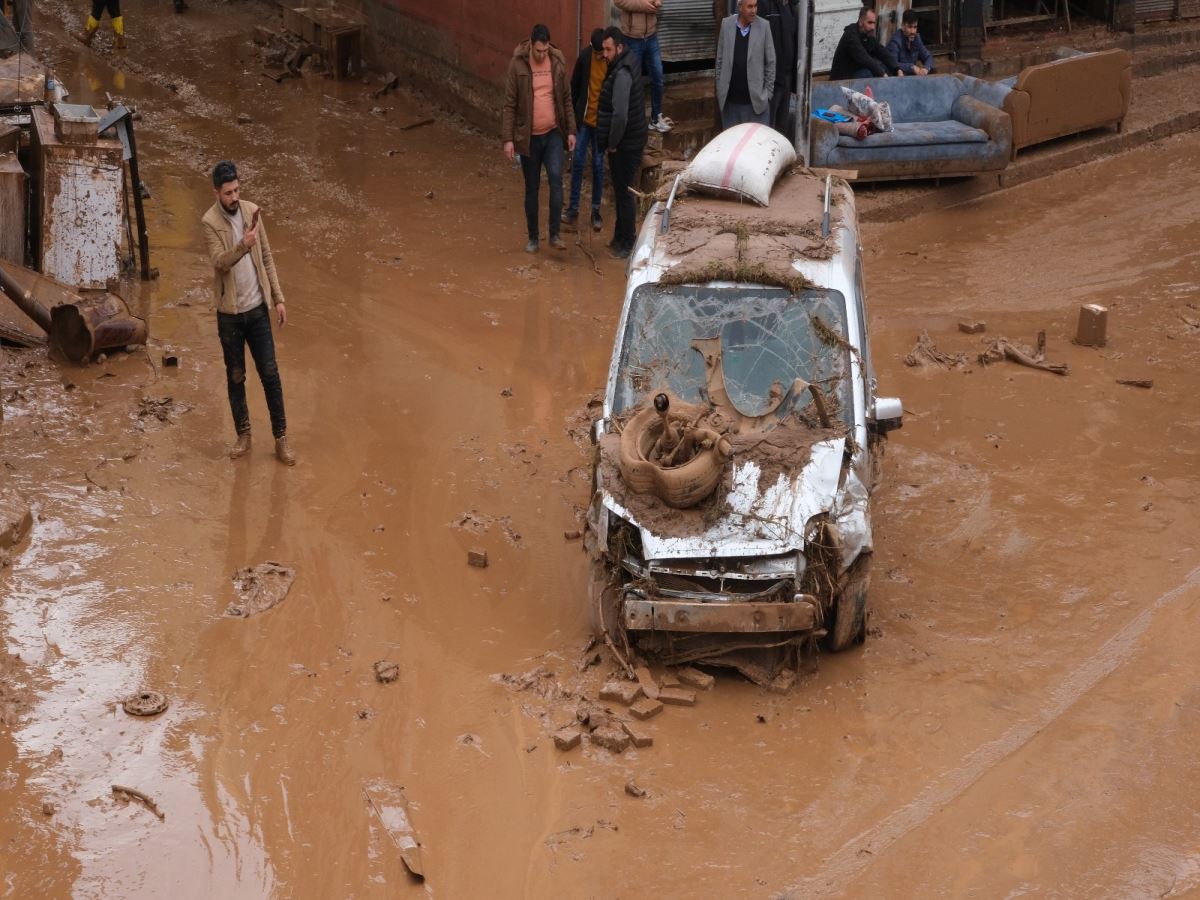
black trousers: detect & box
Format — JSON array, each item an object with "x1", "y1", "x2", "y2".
[
  {"x1": 217, "y1": 302, "x2": 288, "y2": 439},
  {"x1": 90, "y1": 0, "x2": 120, "y2": 18},
  {"x1": 608, "y1": 148, "x2": 641, "y2": 250}
]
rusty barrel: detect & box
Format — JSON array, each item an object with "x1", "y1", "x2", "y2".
[{"x1": 50, "y1": 293, "x2": 148, "y2": 363}]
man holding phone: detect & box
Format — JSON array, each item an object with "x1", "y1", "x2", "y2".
[{"x1": 201, "y1": 160, "x2": 296, "y2": 465}]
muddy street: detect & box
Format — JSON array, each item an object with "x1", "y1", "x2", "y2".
[{"x1": 2, "y1": 3, "x2": 1200, "y2": 897}]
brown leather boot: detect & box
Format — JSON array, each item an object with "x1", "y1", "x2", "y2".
[
  {"x1": 274, "y1": 436, "x2": 296, "y2": 466},
  {"x1": 229, "y1": 432, "x2": 251, "y2": 460},
  {"x1": 75, "y1": 22, "x2": 98, "y2": 46}
]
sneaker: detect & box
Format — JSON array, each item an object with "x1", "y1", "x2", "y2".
[
  {"x1": 591, "y1": 210, "x2": 602, "y2": 232},
  {"x1": 562, "y1": 209, "x2": 578, "y2": 226},
  {"x1": 229, "y1": 432, "x2": 251, "y2": 460},
  {"x1": 275, "y1": 436, "x2": 297, "y2": 466},
  {"x1": 549, "y1": 235, "x2": 567, "y2": 251},
  {"x1": 651, "y1": 114, "x2": 674, "y2": 133},
  {"x1": 524, "y1": 239, "x2": 538, "y2": 253}
]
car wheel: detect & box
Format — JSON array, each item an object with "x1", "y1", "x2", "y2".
[{"x1": 825, "y1": 553, "x2": 871, "y2": 652}]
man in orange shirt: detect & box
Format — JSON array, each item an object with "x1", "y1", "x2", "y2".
[{"x1": 502, "y1": 24, "x2": 577, "y2": 253}]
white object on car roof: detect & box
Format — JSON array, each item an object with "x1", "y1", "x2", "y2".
[{"x1": 682, "y1": 122, "x2": 797, "y2": 207}]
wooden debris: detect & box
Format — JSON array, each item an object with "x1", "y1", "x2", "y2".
[
  {"x1": 112, "y1": 784, "x2": 164, "y2": 820},
  {"x1": 1116, "y1": 378, "x2": 1153, "y2": 389}
]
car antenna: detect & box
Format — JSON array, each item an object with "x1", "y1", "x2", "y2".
[
  {"x1": 660, "y1": 173, "x2": 683, "y2": 234},
  {"x1": 821, "y1": 174, "x2": 832, "y2": 238}
]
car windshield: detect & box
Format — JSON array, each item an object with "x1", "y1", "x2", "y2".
[{"x1": 613, "y1": 285, "x2": 853, "y2": 424}]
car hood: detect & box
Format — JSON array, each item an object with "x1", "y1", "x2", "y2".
[{"x1": 602, "y1": 437, "x2": 848, "y2": 561}]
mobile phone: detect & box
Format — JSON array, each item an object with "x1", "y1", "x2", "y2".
[{"x1": 250, "y1": 209, "x2": 260, "y2": 229}]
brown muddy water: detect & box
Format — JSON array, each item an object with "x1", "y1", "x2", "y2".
[{"x1": 2, "y1": 3, "x2": 1200, "y2": 897}]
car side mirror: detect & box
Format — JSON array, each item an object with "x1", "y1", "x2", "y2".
[
  {"x1": 591, "y1": 418, "x2": 607, "y2": 445},
  {"x1": 870, "y1": 397, "x2": 903, "y2": 434}
]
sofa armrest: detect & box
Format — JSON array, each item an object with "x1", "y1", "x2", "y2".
[
  {"x1": 1003, "y1": 89, "x2": 1031, "y2": 155},
  {"x1": 952, "y1": 93, "x2": 1012, "y2": 147},
  {"x1": 809, "y1": 117, "x2": 839, "y2": 164}
]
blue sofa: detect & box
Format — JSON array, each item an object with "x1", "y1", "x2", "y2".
[{"x1": 809, "y1": 74, "x2": 1012, "y2": 181}]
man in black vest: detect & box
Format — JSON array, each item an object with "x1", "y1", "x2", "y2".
[{"x1": 596, "y1": 27, "x2": 647, "y2": 260}]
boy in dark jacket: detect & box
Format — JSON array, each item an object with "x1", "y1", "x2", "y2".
[
  {"x1": 564, "y1": 29, "x2": 608, "y2": 233},
  {"x1": 886, "y1": 10, "x2": 935, "y2": 75}
]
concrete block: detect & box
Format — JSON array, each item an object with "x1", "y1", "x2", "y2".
[
  {"x1": 621, "y1": 720, "x2": 653, "y2": 748},
  {"x1": 630, "y1": 698, "x2": 663, "y2": 720},
  {"x1": 553, "y1": 728, "x2": 581, "y2": 751},
  {"x1": 1075, "y1": 303, "x2": 1108, "y2": 347},
  {"x1": 658, "y1": 687, "x2": 696, "y2": 707},
  {"x1": 599, "y1": 680, "x2": 643, "y2": 706},
  {"x1": 677, "y1": 667, "x2": 714, "y2": 690},
  {"x1": 589, "y1": 725, "x2": 630, "y2": 753}
]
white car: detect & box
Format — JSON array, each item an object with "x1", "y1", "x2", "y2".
[{"x1": 585, "y1": 162, "x2": 902, "y2": 674}]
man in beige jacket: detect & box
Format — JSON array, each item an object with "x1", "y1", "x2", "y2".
[
  {"x1": 613, "y1": 0, "x2": 671, "y2": 133},
  {"x1": 201, "y1": 160, "x2": 295, "y2": 465}
]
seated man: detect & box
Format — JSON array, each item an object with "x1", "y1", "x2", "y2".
[
  {"x1": 887, "y1": 10, "x2": 935, "y2": 76},
  {"x1": 828, "y1": 6, "x2": 903, "y2": 80}
]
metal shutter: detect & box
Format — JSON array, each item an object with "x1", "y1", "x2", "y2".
[
  {"x1": 657, "y1": 0, "x2": 718, "y2": 63},
  {"x1": 1134, "y1": 0, "x2": 1176, "y2": 19}
]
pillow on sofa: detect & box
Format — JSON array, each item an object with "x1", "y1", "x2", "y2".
[{"x1": 841, "y1": 87, "x2": 894, "y2": 133}]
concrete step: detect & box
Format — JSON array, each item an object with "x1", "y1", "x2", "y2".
[{"x1": 657, "y1": 117, "x2": 720, "y2": 159}]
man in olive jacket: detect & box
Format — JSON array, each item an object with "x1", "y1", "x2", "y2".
[
  {"x1": 201, "y1": 160, "x2": 295, "y2": 466},
  {"x1": 501, "y1": 23, "x2": 576, "y2": 253}
]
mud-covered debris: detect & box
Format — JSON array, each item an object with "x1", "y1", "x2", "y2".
[
  {"x1": 424, "y1": 190, "x2": 434, "y2": 200},
  {"x1": 563, "y1": 529, "x2": 582, "y2": 541},
  {"x1": 958, "y1": 321, "x2": 986, "y2": 334},
  {"x1": 624, "y1": 779, "x2": 646, "y2": 797},
  {"x1": 374, "y1": 661, "x2": 400, "y2": 684},
  {"x1": 589, "y1": 725, "x2": 630, "y2": 753},
  {"x1": 363, "y1": 780, "x2": 424, "y2": 878},
  {"x1": 1117, "y1": 378, "x2": 1153, "y2": 389},
  {"x1": 599, "y1": 680, "x2": 643, "y2": 706},
  {"x1": 585, "y1": 709, "x2": 614, "y2": 732},
  {"x1": 676, "y1": 667, "x2": 715, "y2": 690},
  {"x1": 236, "y1": 112, "x2": 253, "y2": 125},
  {"x1": 634, "y1": 666, "x2": 660, "y2": 700},
  {"x1": 659, "y1": 687, "x2": 696, "y2": 707},
  {"x1": 979, "y1": 331, "x2": 1068, "y2": 376},
  {"x1": 161, "y1": 352, "x2": 178, "y2": 367},
  {"x1": 467, "y1": 549, "x2": 488, "y2": 568},
  {"x1": 492, "y1": 665, "x2": 571, "y2": 701},
  {"x1": 621, "y1": 721, "x2": 653, "y2": 748},
  {"x1": 252, "y1": 25, "x2": 274, "y2": 45},
  {"x1": 372, "y1": 72, "x2": 399, "y2": 98},
  {"x1": 136, "y1": 396, "x2": 189, "y2": 425},
  {"x1": 41, "y1": 801, "x2": 55, "y2": 816},
  {"x1": 630, "y1": 698, "x2": 664, "y2": 720},
  {"x1": 500, "y1": 387, "x2": 513, "y2": 397},
  {"x1": 400, "y1": 117, "x2": 435, "y2": 132},
  {"x1": 905, "y1": 331, "x2": 968, "y2": 369},
  {"x1": 553, "y1": 727, "x2": 582, "y2": 751},
  {"x1": 768, "y1": 669, "x2": 798, "y2": 694},
  {"x1": 122, "y1": 690, "x2": 168, "y2": 716},
  {"x1": 225, "y1": 561, "x2": 296, "y2": 617},
  {"x1": 112, "y1": 784, "x2": 165, "y2": 820},
  {"x1": 0, "y1": 488, "x2": 32, "y2": 549}
]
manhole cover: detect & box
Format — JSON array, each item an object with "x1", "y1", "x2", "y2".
[{"x1": 122, "y1": 690, "x2": 168, "y2": 717}]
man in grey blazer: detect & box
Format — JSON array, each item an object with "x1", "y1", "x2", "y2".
[{"x1": 715, "y1": 0, "x2": 776, "y2": 130}]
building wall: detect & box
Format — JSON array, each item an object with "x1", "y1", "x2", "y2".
[{"x1": 357, "y1": 0, "x2": 611, "y2": 132}]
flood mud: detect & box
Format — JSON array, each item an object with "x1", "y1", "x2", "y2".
[{"x1": 1, "y1": 2, "x2": 1199, "y2": 898}]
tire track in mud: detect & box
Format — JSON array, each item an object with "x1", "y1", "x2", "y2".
[{"x1": 780, "y1": 561, "x2": 1200, "y2": 899}]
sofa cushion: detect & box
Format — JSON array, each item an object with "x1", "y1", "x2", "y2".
[{"x1": 838, "y1": 120, "x2": 989, "y2": 148}]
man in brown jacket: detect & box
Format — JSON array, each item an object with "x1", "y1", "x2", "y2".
[
  {"x1": 501, "y1": 23, "x2": 576, "y2": 253},
  {"x1": 201, "y1": 160, "x2": 295, "y2": 465}
]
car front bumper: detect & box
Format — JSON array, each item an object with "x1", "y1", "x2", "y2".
[{"x1": 622, "y1": 593, "x2": 821, "y2": 633}]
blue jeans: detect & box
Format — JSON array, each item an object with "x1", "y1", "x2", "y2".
[
  {"x1": 625, "y1": 32, "x2": 664, "y2": 122},
  {"x1": 217, "y1": 301, "x2": 287, "y2": 439},
  {"x1": 519, "y1": 131, "x2": 564, "y2": 241},
  {"x1": 568, "y1": 123, "x2": 603, "y2": 214}
]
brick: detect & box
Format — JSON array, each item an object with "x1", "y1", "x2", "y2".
[
  {"x1": 660, "y1": 673, "x2": 681, "y2": 688},
  {"x1": 630, "y1": 698, "x2": 663, "y2": 720},
  {"x1": 467, "y1": 550, "x2": 488, "y2": 568},
  {"x1": 599, "y1": 680, "x2": 643, "y2": 706},
  {"x1": 553, "y1": 728, "x2": 581, "y2": 751},
  {"x1": 589, "y1": 725, "x2": 630, "y2": 753},
  {"x1": 676, "y1": 667, "x2": 714, "y2": 690},
  {"x1": 621, "y1": 721, "x2": 653, "y2": 749},
  {"x1": 585, "y1": 711, "x2": 613, "y2": 732},
  {"x1": 634, "y1": 666, "x2": 660, "y2": 699},
  {"x1": 658, "y1": 687, "x2": 696, "y2": 707}
]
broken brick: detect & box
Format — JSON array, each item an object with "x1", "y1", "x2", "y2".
[
  {"x1": 676, "y1": 667, "x2": 714, "y2": 690},
  {"x1": 630, "y1": 698, "x2": 664, "y2": 720},
  {"x1": 553, "y1": 728, "x2": 582, "y2": 751},
  {"x1": 634, "y1": 666, "x2": 660, "y2": 699},
  {"x1": 958, "y1": 321, "x2": 986, "y2": 334},
  {"x1": 467, "y1": 550, "x2": 488, "y2": 568},
  {"x1": 621, "y1": 720, "x2": 653, "y2": 748},
  {"x1": 589, "y1": 725, "x2": 630, "y2": 753},
  {"x1": 658, "y1": 687, "x2": 696, "y2": 707},
  {"x1": 599, "y1": 680, "x2": 643, "y2": 706}
]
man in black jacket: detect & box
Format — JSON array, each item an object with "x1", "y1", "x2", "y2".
[
  {"x1": 596, "y1": 26, "x2": 647, "y2": 260},
  {"x1": 565, "y1": 28, "x2": 608, "y2": 233},
  {"x1": 828, "y1": 7, "x2": 903, "y2": 80}
]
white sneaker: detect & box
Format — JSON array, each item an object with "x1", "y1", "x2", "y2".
[{"x1": 651, "y1": 114, "x2": 674, "y2": 133}]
